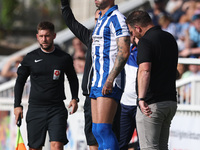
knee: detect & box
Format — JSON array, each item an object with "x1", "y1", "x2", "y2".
[
  {"x1": 50, "y1": 141, "x2": 63, "y2": 150},
  {"x1": 96, "y1": 123, "x2": 112, "y2": 136},
  {"x1": 92, "y1": 123, "x2": 98, "y2": 136}
]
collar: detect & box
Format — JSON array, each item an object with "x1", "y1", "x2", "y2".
[
  {"x1": 40, "y1": 47, "x2": 55, "y2": 53},
  {"x1": 99, "y1": 5, "x2": 118, "y2": 19},
  {"x1": 144, "y1": 25, "x2": 161, "y2": 36}
]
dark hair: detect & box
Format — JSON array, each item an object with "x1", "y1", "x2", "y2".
[
  {"x1": 126, "y1": 10, "x2": 152, "y2": 28},
  {"x1": 37, "y1": 21, "x2": 55, "y2": 32}
]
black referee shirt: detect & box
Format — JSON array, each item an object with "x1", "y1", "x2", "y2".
[{"x1": 14, "y1": 47, "x2": 79, "y2": 107}]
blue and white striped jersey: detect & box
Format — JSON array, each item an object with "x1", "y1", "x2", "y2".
[{"x1": 91, "y1": 5, "x2": 130, "y2": 89}]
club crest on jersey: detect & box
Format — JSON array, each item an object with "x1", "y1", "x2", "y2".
[{"x1": 53, "y1": 70, "x2": 60, "y2": 80}]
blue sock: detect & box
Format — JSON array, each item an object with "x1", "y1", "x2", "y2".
[
  {"x1": 92, "y1": 123, "x2": 103, "y2": 150},
  {"x1": 97, "y1": 123, "x2": 119, "y2": 150}
]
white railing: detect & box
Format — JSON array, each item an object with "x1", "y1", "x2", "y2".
[
  {"x1": 176, "y1": 76, "x2": 200, "y2": 105},
  {"x1": 175, "y1": 58, "x2": 200, "y2": 106}
]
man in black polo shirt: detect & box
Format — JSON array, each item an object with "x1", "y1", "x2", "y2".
[
  {"x1": 14, "y1": 21, "x2": 79, "y2": 150},
  {"x1": 126, "y1": 10, "x2": 178, "y2": 150}
]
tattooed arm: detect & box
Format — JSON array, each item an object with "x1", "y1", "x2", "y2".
[{"x1": 102, "y1": 36, "x2": 130, "y2": 95}]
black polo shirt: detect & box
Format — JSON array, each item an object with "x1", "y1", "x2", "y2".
[{"x1": 137, "y1": 26, "x2": 178, "y2": 105}]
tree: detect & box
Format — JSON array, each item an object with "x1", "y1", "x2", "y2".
[{"x1": 0, "y1": 0, "x2": 18, "y2": 30}]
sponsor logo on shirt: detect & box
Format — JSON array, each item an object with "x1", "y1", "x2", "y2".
[{"x1": 92, "y1": 35, "x2": 103, "y2": 46}]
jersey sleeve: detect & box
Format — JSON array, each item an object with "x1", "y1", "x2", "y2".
[
  {"x1": 111, "y1": 14, "x2": 130, "y2": 38},
  {"x1": 14, "y1": 54, "x2": 30, "y2": 107},
  {"x1": 62, "y1": 5, "x2": 92, "y2": 47},
  {"x1": 64, "y1": 54, "x2": 79, "y2": 100}
]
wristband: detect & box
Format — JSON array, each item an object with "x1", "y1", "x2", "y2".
[{"x1": 137, "y1": 98, "x2": 145, "y2": 101}]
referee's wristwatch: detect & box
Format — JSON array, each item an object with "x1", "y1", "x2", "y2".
[{"x1": 73, "y1": 98, "x2": 79, "y2": 103}]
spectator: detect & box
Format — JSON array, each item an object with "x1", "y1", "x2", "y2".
[
  {"x1": 177, "y1": 63, "x2": 187, "y2": 79},
  {"x1": 1, "y1": 55, "x2": 23, "y2": 79},
  {"x1": 166, "y1": 0, "x2": 184, "y2": 22},
  {"x1": 180, "y1": 56, "x2": 200, "y2": 103},
  {"x1": 71, "y1": 37, "x2": 86, "y2": 60},
  {"x1": 179, "y1": 0, "x2": 196, "y2": 23},
  {"x1": 73, "y1": 56, "x2": 86, "y2": 74},
  {"x1": 179, "y1": 13, "x2": 200, "y2": 57},
  {"x1": 158, "y1": 14, "x2": 190, "y2": 51},
  {"x1": 71, "y1": 37, "x2": 86, "y2": 73},
  {"x1": 148, "y1": 0, "x2": 169, "y2": 25},
  {"x1": 159, "y1": 15, "x2": 178, "y2": 38},
  {"x1": 0, "y1": 71, "x2": 8, "y2": 84}
]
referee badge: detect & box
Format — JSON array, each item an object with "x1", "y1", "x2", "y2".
[{"x1": 53, "y1": 70, "x2": 61, "y2": 80}]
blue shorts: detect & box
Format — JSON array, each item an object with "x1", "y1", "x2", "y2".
[{"x1": 89, "y1": 85, "x2": 123, "y2": 103}]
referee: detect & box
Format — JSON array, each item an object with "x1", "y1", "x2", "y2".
[{"x1": 14, "y1": 21, "x2": 79, "y2": 150}]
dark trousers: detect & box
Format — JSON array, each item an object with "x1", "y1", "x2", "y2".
[{"x1": 119, "y1": 104, "x2": 138, "y2": 150}]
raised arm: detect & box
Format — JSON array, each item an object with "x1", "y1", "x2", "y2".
[
  {"x1": 102, "y1": 36, "x2": 130, "y2": 95},
  {"x1": 60, "y1": 0, "x2": 92, "y2": 47}
]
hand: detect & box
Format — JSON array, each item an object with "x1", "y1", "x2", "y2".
[
  {"x1": 61, "y1": 0, "x2": 69, "y2": 6},
  {"x1": 139, "y1": 100, "x2": 152, "y2": 117},
  {"x1": 102, "y1": 80, "x2": 113, "y2": 95},
  {"x1": 14, "y1": 107, "x2": 23, "y2": 125},
  {"x1": 68, "y1": 99, "x2": 78, "y2": 115}
]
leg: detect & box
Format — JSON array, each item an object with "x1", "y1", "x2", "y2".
[
  {"x1": 48, "y1": 104, "x2": 68, "y2": 148},
  {"x1": 50, "y1": 141, "x2": 63, "y2": 150},
  {"x1": 119, "y1": 104, "x2": 137, "y2": 150},
  {"x1": 136, "y1": 104, "x2": 162, "y2": 150},
  {"x1": 89, "y1": 145, "x2": 98, "y2": 150},
  {"x1": 84, "y1": 96, "x2": 98, "y2": 150},
  {"x1": 159, "y1": 101, "x2": 177, "y2": 150},
  {"x1": 92, "y1": 97, "x2": 119, "y2": 150},
  {"x1": 26, "y1": 106, "x2": 47, "y2": 149},
  {"x1": 112, "y1": 103, "x2": 121, "y2": 141},
  {"x1": 136, "y1": 101, "x2": 177, "y2": 150},
  {"x1": 91, "y1": 98, "x2": 103, "y2": 150},
  {"x1": 95, "y1": 97, "x2": 118, "y2": 123}
]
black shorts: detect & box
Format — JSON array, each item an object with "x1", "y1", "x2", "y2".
[
  {"x1": 83, "y1": 96, "x2": 121, "y2": 145},
  {"x1": 26, "y1": 102, "x2": 68, "y2": 149}
]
